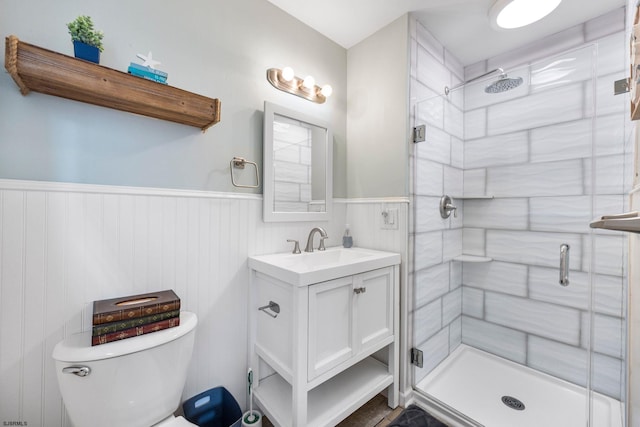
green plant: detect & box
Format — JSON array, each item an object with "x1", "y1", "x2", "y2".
[{"x1": 67, "y1": 15, "x2": 104, "y2": 52}]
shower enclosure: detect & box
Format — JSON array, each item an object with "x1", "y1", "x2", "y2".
[{"x1": 409, "y1": 42, "x2": 629, "y2": 427}]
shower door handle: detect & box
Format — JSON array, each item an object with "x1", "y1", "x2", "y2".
[{"x1": 559, "y1": 244, "x2": 570, "y2": 286}]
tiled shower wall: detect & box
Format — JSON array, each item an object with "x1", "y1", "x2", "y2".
[{"x1": 409, "y1": 7, "x2": 630, "y2": 400}]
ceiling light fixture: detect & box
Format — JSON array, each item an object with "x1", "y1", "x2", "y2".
[
  {"x1": 489, "y1": 0, "x2": 562, "y2": 30},
  {"x1": 266, "y1": 67, "x2": 332, "y2": 104}
]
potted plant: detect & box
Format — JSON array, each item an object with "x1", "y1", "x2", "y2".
[{"x1": 66, "y1": 15, "x2": 104, "y2": 64}]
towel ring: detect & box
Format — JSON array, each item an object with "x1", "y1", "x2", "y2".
[{"x1": 230, "y1": 157, "x2": 259, "y2": 188}]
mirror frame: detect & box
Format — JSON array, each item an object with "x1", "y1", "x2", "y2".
[{"x1": 263, "y1": 101, "x2": 333, "y2": 222}]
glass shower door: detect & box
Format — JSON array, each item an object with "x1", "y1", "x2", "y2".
[{"x1": 409, "y1": 43, "x2": 628, "y2": 426}]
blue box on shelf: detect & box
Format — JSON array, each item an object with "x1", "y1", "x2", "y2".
[{"x1": 183, "y1": 386, "x2": 242, "y2": 427}]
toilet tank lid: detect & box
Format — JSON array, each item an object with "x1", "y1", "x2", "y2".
[{"x1": 52, "y1": 311, "x2": 197, "y2": 363}]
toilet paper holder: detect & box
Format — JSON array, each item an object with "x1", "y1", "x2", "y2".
[{"x1": 258, "y1": 301, "x2": 280, "y2": 318}]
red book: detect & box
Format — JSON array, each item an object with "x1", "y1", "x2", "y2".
[
  {"x1": 92, "y1": 317, "x2": 180, "y2": 346},
  {"x1": 92, "y1": 289, "x2": 180, "y2": 325}
]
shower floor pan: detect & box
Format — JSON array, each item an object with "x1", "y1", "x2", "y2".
[{"x1": 416, "y1": 344, "x2": 623, "y2": 427}]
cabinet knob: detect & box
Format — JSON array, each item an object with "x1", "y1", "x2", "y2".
[{"x1": 353, "y1": 287, "x2": 366, "y2": 294}]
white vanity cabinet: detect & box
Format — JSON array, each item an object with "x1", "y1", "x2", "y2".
[{"x1": 248, "y1": 247, "x2": 400, "y2": 427}]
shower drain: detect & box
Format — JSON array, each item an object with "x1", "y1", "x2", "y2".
[{"x1": 501, "y1": 395, "x2": 525, "y2": 411}]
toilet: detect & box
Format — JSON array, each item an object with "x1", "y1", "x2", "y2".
[{"x1": 52, "y1": 311, "x2": 198, "y2": 427}]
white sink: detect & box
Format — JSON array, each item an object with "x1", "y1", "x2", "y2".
[{"x1": 248, "y1": 246, "x2": 401, "y2": 286}]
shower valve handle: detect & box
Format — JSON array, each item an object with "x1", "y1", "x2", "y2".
[{"x1": 439, "y1": 195, "x2": 457, "y2": 219}]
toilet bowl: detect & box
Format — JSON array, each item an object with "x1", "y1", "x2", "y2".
[{"x1": 52, "y1": 311, "x2": 198, "y2": 427}]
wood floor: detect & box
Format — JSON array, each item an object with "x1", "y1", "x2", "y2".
[{"x1": 262, "y1": 393, "x2": 403, "y2": 427}]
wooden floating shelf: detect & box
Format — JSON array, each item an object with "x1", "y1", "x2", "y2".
[{"x1": 4, "y1": 35, "x2": 220, "y2": 131}]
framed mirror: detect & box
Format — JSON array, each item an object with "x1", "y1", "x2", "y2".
[{"x1": 263, "y1": 101, "x2": 333, "y2": 222}]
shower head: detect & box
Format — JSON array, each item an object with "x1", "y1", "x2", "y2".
[{"x1": 485, "y1": 74, "x2": 523, "y2": 94}]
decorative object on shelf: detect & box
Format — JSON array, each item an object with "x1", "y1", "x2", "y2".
[
  {"x1": 66, "y1": 15, "x2": 104, "y2": 63},
  {"x1": 4, "y1": 36, "x2": 221, "y2": 131},
  {"x1": 128, "y1": 52, "x2": 168, "y2": 85},
  {"x1": 267, "y1": 67, "x2": 332, "y2": 104}
]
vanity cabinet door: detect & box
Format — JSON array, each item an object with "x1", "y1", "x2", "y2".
[
  {"x1": 353, "y1": 267, "x2": 393, "y2": 354},
  {"x1": 307, "y1": 276, "x2": 354, "y2": 381}
]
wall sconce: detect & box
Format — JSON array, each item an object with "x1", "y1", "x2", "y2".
[{"x1": 267, "y1": 67, "x2": 332, "y2": 104}]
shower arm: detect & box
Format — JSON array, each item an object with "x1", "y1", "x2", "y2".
[{"x1": 444, "y1": 68, "x2": 505, "y2": 95}]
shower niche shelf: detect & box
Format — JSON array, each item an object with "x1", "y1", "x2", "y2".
[
  {"x1": 4, "y1": 35, "x2": 221, "y2": 131},
  {"x1": 453, "y1": 255, "x2": 492, "y2": 263}
]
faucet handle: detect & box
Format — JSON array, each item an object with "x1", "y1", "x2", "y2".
[
  {"x1": 318, "y1": 236, "x2": 328, "y2": 251},
  {"x1": 287, "y1": 239, "x2": 301, "y2": 254}
]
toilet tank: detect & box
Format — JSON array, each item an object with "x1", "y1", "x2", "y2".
[{"x1": 52, "y1": 311, "x2": 197, "y2": 427}]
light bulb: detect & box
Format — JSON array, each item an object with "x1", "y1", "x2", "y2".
[
  {"x1": 302, "y1": 75, "x2": 315, "y2": 89},
  {"x1": 281, "y1": 67, "x2": 294, "y2": 82},
  {"x1": 320, "y1": 84, "x2": 333, "y2": 97}
]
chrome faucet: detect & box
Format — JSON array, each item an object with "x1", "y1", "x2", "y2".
[{"x1": 304, "y1": 227, "x2": 328, "y2": 252}]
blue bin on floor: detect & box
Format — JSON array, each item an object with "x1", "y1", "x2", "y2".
[{"x1": 183, "y1": 387, "x2": 242, "y2": 427}]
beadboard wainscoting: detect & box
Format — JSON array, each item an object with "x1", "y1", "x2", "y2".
[{"x1": 0, "y1": 180, "x2": 408, "y2": 427}]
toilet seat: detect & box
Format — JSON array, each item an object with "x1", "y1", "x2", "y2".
[{"x1": 152, "y1": 416, "x2": 197, "y2": 427}]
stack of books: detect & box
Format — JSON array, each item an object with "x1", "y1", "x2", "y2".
[
  {"x1": 91, "y1": 289, "x2": 181, "y2": 346},
  {"x1": 127, "y1": 62, "x2": 168, "y2": 85}
]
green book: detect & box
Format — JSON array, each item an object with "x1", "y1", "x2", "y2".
[{"x1": 92, "y1": 310, "x2": 180, "y2": 336}]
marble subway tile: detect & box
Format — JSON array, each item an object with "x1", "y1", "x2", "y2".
[
  {"x1": 443, "y1": 228, "x2": 463, "y2": 262},
  {"x1": 464, "y1": 108, "x2": 487, "y2": 140},
  {"x1": 592, "y1": 352, "x2": 624, "y2": 400},
  {"x1": 415, "y1": 263, "x2": 450, "y2": 308},
  {"x1": 417, "y1": 45, "x2": 451, "y2": 93},
  {"x1": 443, "y1": 166, "x2": 463, "y2": 197},
  {"x1": 595, "y1": 32, "x2": 626, "y2": 76},
  {"x1": 463, "y1": 169, "x2": 486, "y2": 196},
  {"x1": 416, "y1": 22, "x2": 444, "y2": 64},
  {"x1": 414, "y1": 231, "x2": 443, "y2": 270},
  {"x1": 442, "y1": 288, "x2": 462, "y2": 325},
  {"x1": 462, "y1": 261, "x2": 527, "y2": 297},
  {"x1": 444, "y1": 49, "x2": 464, "y2": 82},
  {"x1": 414, "y1": 299, "x2": 442, "y2": 346},
  {"x1": 444, "y1": 101, "x2": 464, "y2": 140},
  {"x1": 463, "y1": 198, "x2": 528, "y2": 230},
  {"x1": 486, "y1": 293, "x2": 581, "y2": 344},
  {"x1": 529, "y1": 266, "x2": 589, "y2": 311},
  {"x1": 528, "y1": 335, "x2": 588, "y2": 388},
  {"x1": 586, "y1": 71, "x2": 627, "y2": 117},
  {"x1": 487, "y1": 83, "x2": 583, "y2": 136},
  {"x1": 273, "y1": 161, "x2": 309, "y2": 184},
  {"x1": 596, "y1": 114, "x2": 626, "y2": 157},
  {"x1": 593, "y1": 274, "x2": 625, "y2": 317},
  {"x1": 462, "y1": 287, "x2": 484, "y2": 318},
  {"x1": 416, "y1": 196, "x2": 449, "y2": 232},
  {"x1": 464, "y1": 61, "x2": 487, "y2": 81},
  {"x1": 486, "y1": 230, "x2": 583, "y2": 269},
  {"x1": 592, "y1": 155, "x2": 626, "y2": 195},
  {"x1": 530, "y1": 196, "x2": 592, "y2": 233},
  {"x1": 530, "y1": 119, "x2": 591, "y2": 163},
  {"x1": 450, "y1": 261, "x2": 462, "y2": 289},
  {"x1": 451, "y1": 137, "x2": 464, "y2": 169},
  {"x1": 416, "y1": 90, "x2": 444, "y2": 129},
  {"x1": 462, "y1": 227, "x2": 485, "y2": 256},
  {"x1": 580, "y1": 312, "x2": 624, "y2": 358},
  {"x1": 416, "y1": 125, "x2": 451, "y2": 164},
  {"x1": 486, "y1": 159, "x2": 583, "y2": 197},
  {"x1": 418, "y1": 328, "x2": 450, "y2": 376},
  {"x1": 487, "y1": 25, "x2": 585, "y2": 72},
  {"x1": 585, "y1": 8, "x2": 625, "y2": 41},
  {"x1": 415, "y1": 158, "x2": 443, "y2": 196},
  {"x1": 274, "y1": 182, "x2": 301, "y2": 202},
  {"x1": 530, "y1": 48, "x2": 592, "y2": 93},
  {"x1": 449, "y1": 317, "x2": 462, "y2": 349},
  {"x1": 464, "y1": 131, "x2": 528, "y2": 169},
  {"x1": 586, "y1": 234, "x2": 625, "y2": 276},
  {"x1": 461, "y1": 316, "x2": 527, "y2": 364}
]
